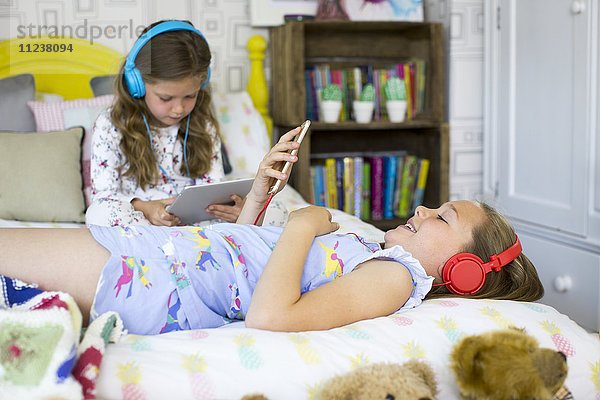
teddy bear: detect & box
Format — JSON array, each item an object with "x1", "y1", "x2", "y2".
[
  {"x1": 450, "y1": 327, "x2": 569, "y2": 400},
  {"x1": 242, "y1": 359, "x2": 437, "y2": 400},
  {"x1": 316, "y1": 360, "x2": 437, "y2": 400}
]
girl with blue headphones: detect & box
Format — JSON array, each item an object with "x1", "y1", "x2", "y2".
[{"x1": 86, "y1": 20, "x2": 244, "y2": 227}]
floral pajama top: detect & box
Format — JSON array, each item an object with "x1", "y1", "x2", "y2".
[{"x1": 87, "y1": 109, "x2": 224, "y2": 226}]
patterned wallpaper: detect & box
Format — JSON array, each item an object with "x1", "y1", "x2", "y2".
[
  {"x1": 0, "y1": 0, "x2": 483, "y2": 201},
  {"x1": 0, "y1": 0, "x2": 269, "y2": 93}
]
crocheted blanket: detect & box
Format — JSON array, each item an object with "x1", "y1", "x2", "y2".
[{"x1": 0, "y1": 276, "x2": 124, "y2": 399}]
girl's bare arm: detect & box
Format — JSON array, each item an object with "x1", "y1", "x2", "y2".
[{"x1": 245, "y1": 207, "x2": 413, "y2": 331}]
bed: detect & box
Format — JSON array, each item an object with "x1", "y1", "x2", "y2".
[{"x1": 0, "y1": 36, "x2": 599, "y2": 399}]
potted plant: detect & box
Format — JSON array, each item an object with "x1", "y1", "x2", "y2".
[
  {"x1": 352, "y1": 84, "x2": 375, "y2": 123},
  {"x1": 384, "y1": 77, "x2": 407, "y2": 123},
  {"x1": 319, "y1": 84, "x2": 343, "y2": 123}
]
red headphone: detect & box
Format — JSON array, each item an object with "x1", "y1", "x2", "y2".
[{"x1": 437, "y1": 235, "x2": 522, "y2": 295}]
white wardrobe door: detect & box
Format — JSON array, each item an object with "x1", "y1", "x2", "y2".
[
  {"x1": 497, "y1": 0, "x2": 590, "y2": 235},
  {"x1": 519, "y1": 231, "x2": 600, "y2": 332},
  {"x1": 591, "y1": 1, "x2": 600, "y2": 241}
]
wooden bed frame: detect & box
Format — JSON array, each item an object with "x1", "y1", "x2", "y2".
[{"x1": 0, "y1": 34, "x2": 272, "y2": 134}]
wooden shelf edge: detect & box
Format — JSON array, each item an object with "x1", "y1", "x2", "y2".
[{"x1": 310, "y1": 120, "x2": 441, "y2": 130}]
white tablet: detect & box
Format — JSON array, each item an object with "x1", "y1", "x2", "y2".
[{"x1": 167, "y1": 177, "x2": 254, "y2": 224}]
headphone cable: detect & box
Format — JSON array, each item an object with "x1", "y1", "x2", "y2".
[
  {"x1": 253, "y1": 193, "x2": 274, "y2": 226},
  {"x1": 183, "y1": 114, "x2": 191, "y2": 178}
]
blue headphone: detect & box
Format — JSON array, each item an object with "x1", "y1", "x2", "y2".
[{"x1": 123, "y1": 20, "x2": 212, "y2": 99}]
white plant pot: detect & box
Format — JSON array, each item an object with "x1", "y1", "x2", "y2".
[
  {"x1": 353, "y1": 100, "x2": 375, "y2": 123},
  {"x1": 320, "y1": 100, "x2": 342, "y2": 123},
  {"x1": 386, "y1": 100, "x2": 407, "y2": 123}
]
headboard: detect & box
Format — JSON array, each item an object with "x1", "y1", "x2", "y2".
[
  {"x1": 0, "y1": 36, "x2": 122, "y2": 100},
  {"x1": 0, "y1": 34, "x2": 272, "y2": 134}
]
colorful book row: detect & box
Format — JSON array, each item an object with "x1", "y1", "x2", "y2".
[
  {"x1": 309, "y1": 153, "x2": 430, "y2": 221},
  {"x1": 304, "y1": 61, "x2": 427, "y2": 123}
]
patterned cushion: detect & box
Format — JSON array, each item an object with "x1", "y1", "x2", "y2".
[
  {"x1": 213, "y1": 92, "x2": 270, "y2": 178},
  {"x1": 27, "y1": 95, "x2": 114, "y2": 132}
]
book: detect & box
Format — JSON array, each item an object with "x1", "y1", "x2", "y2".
[
  {"x1": 353, "y1": 67, "x2": 362, "y2": 101},
  {"x1": 383, "y1": 155, "x2": 398, "y2": 219},
  {"x1": 403, "y1": 63, "x2": 412, "y2": 121},
  {"x1": 411, "y1": 158, "x2": 430, "y2": 212},
  {"x1": 415, "y1": 59, "x2": 427, "y2": 114},
  {"x1": 335, "y1": 158, "x2": 344, "y2": 210},
  {"x1": 409, "y1": 62, "x2": 417, "y2": 117},
  {"x1": 353, "y1": 156, "x2": 363, "y2": 218},
  {"x1": 392, "y1": 154, "x2": 406, "y2": 213},
  {"x1": 343, "y1": 157, "x2": 354, "y2": 214},
  {"x1": 340, "y1": 69, "x2": 349, "y2": 121},
  {"x1": 325, "y1": 158, "x2": 337, "y2": 208},
  {"x1": 397, "y1": 155, "x2": 418, "y2": 217},
  {"x1": 370, "y1": 156, "x2": 384, "y2": 220},
  {"x1": 310, "y1": 165, "x2": 326, "y2": 207},
  {"x1": 361, "y1": 160, "x2": 371, "y2": 220},
  {"x1": 331, "y1": 69, "x2": 346, "y2": 121}
]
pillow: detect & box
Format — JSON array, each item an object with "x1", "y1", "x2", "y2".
[
  {"x1": 0, "y1": 128, "x2": 85, "y2": 223},
  {"x1": 213, "y1": 92, "x2": 270, "y2": 178},
  {"x1": 34, "y1": 93, "x2": 65, "y2": 103},
  {"x1": 27, "y1": 95, "x2": 114, "y2": 132},
  {"x1": 27, "y1": 95, "x2": 114, "y2": 207},
  {"x1": 0, "y1": 74, "x2": 36, "y2": 132},
  {"x1": 90, "y1": 75, "x2": 116, "y2": 97}
]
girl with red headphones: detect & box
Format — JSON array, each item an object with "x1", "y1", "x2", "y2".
[{"x1": 1, "y1": 167, "x2": 544, "y2": 333}]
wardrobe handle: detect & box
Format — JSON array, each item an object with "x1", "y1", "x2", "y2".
[
  {"x1": 553, "y1": 275, "x2": 573, "y2": 293},
  {"x1": 571, "y1": 1, "x2": 586, "y2": 14}
]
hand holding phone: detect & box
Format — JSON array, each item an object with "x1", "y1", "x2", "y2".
[{"x1": 268, "y1": 119, "x2": 311, "y2": 195}]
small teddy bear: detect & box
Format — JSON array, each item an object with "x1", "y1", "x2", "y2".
[
  {"x1": 450, "y1": 327, "x2": 569, "y2": 400},
  {"x1": 316, "y1": 360, "x2": 437, "y2": 400},
  {"x1": 242, "y1": 360, "x2": 437, "y2": 400}
]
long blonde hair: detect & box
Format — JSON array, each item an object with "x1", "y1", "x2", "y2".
[
  {"x1": 426, "y1": 202, "x2": 544, "y2": 302},
  {"x1": 110, "y1": 20, "x2": 220, "y2": 189}
]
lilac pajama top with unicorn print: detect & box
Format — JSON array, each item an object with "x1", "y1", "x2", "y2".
[{"x1": 89, "y1": 224, "x2": 433, "y2": 335}]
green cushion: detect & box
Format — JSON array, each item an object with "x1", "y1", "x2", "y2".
[{"x1": 0, "y1": 127, "x2": 85, "y2": 222}]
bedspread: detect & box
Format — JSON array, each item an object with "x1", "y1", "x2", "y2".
[{"x1": 96, "y1": 298, "x2": 600, "y2": 399}]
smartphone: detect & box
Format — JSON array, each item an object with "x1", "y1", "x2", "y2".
[{"x1": 268, "y1": 119, "x2": 311, "y2": 194}]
